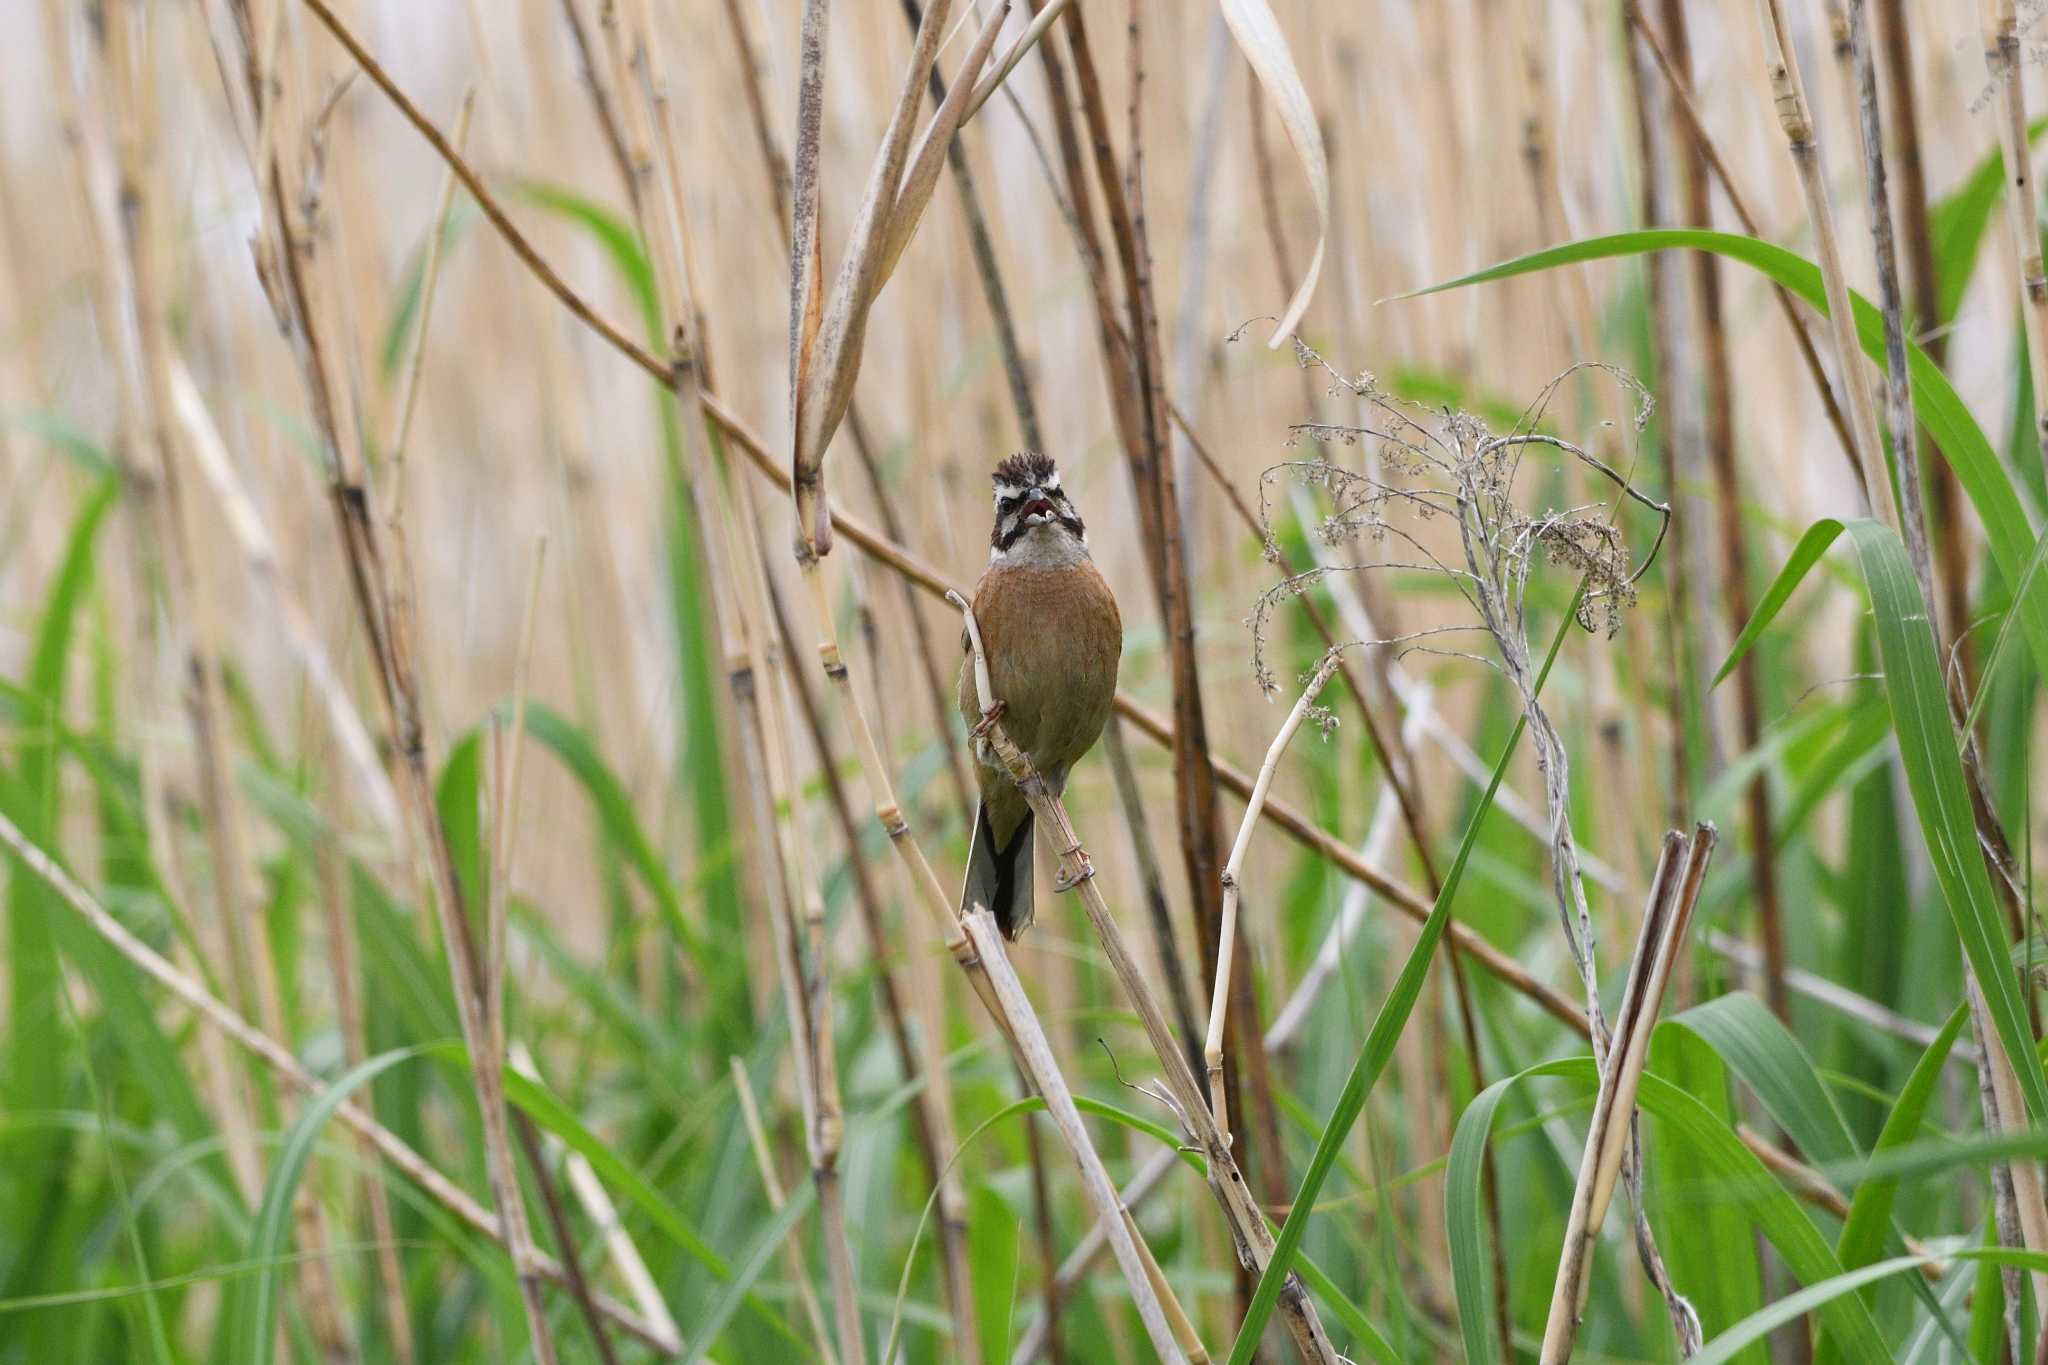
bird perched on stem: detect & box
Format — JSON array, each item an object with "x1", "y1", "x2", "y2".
[{"x1": 957, "y1": 452, "x2": 1123, "y2": 938}]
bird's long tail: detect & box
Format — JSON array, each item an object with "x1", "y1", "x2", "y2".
[{"x1": 961, "y1": 801, "x2": 1034, "y2": 940}]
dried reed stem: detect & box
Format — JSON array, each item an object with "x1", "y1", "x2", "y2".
[
  {"x1": 1540, "y1": 825, "x2": 1715, "y2": 1362},
  {"x1": 767, "y1": 574, "x2": 978, "y2": 1355},
  {"x1": 1205, "y1": 649, "x2": 1342, "y2": 1143},
  {"x1": 954, "y1": 596, "x2": 1335, "y2": 1361},
  {"x1": 1849, "y1": 0, "x2": 1941, "y2": 633},
  {"x1": 1643, "y1": 0, "x2": 1788, "y2": 1023},
  {"x1": 231, "y1": 8, "x2": 559, "y2": 1353},
  {"x1": 1626, "y1": 3, "x2": 1857, "y2": 464},
  {"x1": 1750, "y1": 0, "x2": 1897, "y2": 525},
  {"x1": 0, "y1": 807, "x2": 679, "y2": 1355},
  {"x1": 1984, "y1": 0, "x2": 2048, "y2": 480},
  {"x1": 1877, "y1": 0, "x2": 1971, "y2": 658}
]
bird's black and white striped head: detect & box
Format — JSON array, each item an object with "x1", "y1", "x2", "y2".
[{"x1": 989, "y1": 452, "x2": 1086, "y2": 558}]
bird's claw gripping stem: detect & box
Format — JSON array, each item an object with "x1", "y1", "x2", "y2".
[
  {"x1": 970, "y1": 700, "x2": 1007, "y2": 739},
  {"x1": 1053, "y1": 847, "x2": 1095, "y2": 893}
]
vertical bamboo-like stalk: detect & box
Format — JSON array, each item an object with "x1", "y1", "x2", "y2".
[
  {"x1": 593, "y1": 5, "x2": 868, "y2": 1353},
  {"x1": 1877, "y1": 0, "x2": 1971, "y2": 660},
  {"x1": 1749, "y1": 0, "x2": 1897, "y2": 526},
  {"x1": 1985, "y1": 0, "x2": 2048, "y2": 481},
  {"x1": 221, "y1": 3, "x2": 560, "y2": 1355},
  {"x1": 1647, "y1": 0, "x2": 1789, "y2": 1024},
  {"x1": 1848, "y1": 0, "x2": 1940, "y2": 629}
]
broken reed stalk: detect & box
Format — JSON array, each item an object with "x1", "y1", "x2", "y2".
[
  {"x1": 1749, "y1": 0, "x2": 1897, "y2": 525},
  {"x1": 953, "y1": 596, "x2": 1337, "y2": 1362},
  {"x1": 787, "y1": 0, "x2": 1010, "y2": 557},
  {"x1": 0, "y1": 807, "x2": 680, "y2": 1355},
  {"x1": 1540, "y1": 825, "x2": 1715, "y2": 1363},
  {"x1": 1984, "y1": 0, "x2": 2048, "y2": 480},
  {"x1": 1205, "y1": 648, "x2": 1342, "y2": 1144}
]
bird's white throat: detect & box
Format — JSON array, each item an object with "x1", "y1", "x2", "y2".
[{"x1": 989, "y1": 520, "x2": 1089, "y2": 569}]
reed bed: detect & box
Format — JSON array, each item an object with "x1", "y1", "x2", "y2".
[{"x1": 3, "y1": 1, "x2": 2046, "y2": 1361}]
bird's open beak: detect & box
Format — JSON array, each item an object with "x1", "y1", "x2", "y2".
[{"x1": 1021, "y1": 490, "x2": 1057, "y2": 523}]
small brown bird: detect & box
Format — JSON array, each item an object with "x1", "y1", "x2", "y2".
[{"x1": 957, "y1": 452, "x2": 1122, "y2": 938}]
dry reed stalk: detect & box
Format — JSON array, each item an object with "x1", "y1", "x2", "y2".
[
  {"x1": 95, "y1": 6, "x2": 357, "y2": 1351},
  {"x1": 171, "y1": 357, "x2": 416, "y2": 1348},
  {"x1": 1624, "y1": 4, "x2": 1856, "y2": 463},
  {"x1": 1848, "y1": 0, "x2": 1942, "y2": 632},
  {"x1": 0, "y1": 806, "x2": 680, "y2": 1354},
  {"x1": 1204, "y1": 649, "x2": 1342, "y2": 1143},
  {"x1": 1876, "y1": 0, "x2": 1971, "y2": 661},
  {"x1": 164, "y1": 360, "x2": 401, "y2": 837},
  {"x1": 607, "y1": 8, "x2": 879, "y2": 1347},
  {"x1": 709, "y1": 0, "x2": 977, "y2": 831},
  {"x1": 1035, "y1": 0, "x2": 1291, "y2": 1216},
  {"x1": 383, "y1": 88, "x2": 474, "y2": 518},
  {"x1": 1102, "y1": 718, "x2": 1207, "y2": 1081},
  {"x1": 1749, "y1": 0, "x2": 1897, "y2": 526},
  {"x1": 491, "y1": 541, "x2": 625, "y2": 1365},
  {"x1": 1540, "y1": 825, "x2": 1715, "y2": 1363},
  {"x1": 1984, "y1": 0, "x2": 2048, "y2": 480},
  {"x1": 963, "y1": 909, "x2": 1196, "y2": 1363},
  {"x1": 224, "y1": 7, "x2": 561, "y2": 1354},
  {"x1": 731, "y1": 1058, "x2": 839, "y2": 1364},
  {"x1": 510, "y1": 1041, "x2": 680, "y2": 1352},
  {"x1": 954, "y1": 598, "x2": 1334, "y2": 1361},
  {"x1": 786, "y1": 0, "x2": 1010, "y2": 556},
  {"x1": 766, "y1": 570, "x2": 981, "y2": 1354},
  {"x1": 1509, "y1": 0, "x2": 1655, "y2": 924},
  {"x1": 1641, "y1": 0, "x2": 1789, "y2": 1024}
]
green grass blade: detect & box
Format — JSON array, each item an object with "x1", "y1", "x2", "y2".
[
  {"x1": 235, "y1": 1046, "x2": 427, "y2": 1365},
  {"x1": 1841, "y1": 521, "x2": 2048, "y2": 1125},
  {"x1": 1835, "y1": 1004, "x2": 1967, "y2": 1281},
  {"x1": 1697, "y1": 1247, "x2": 2048, "y2": 1365},
  {"x1": 1445, "y1": 1055, "x2": 1891, "y2": 1359},
  {"x1": 1713, "y1": 520, "x2": 1844, "y2": 688},
  {"x1": 513, "y1": 702, "x2": 703, "y2": 963},
  {"x1": 1671, "y1": 994, "x2": 1859, "y2": 1171}
]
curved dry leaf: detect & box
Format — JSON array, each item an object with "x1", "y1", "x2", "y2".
[{"x1": 1219, "y1": 0, "x2": 1329, "y2": 346}]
